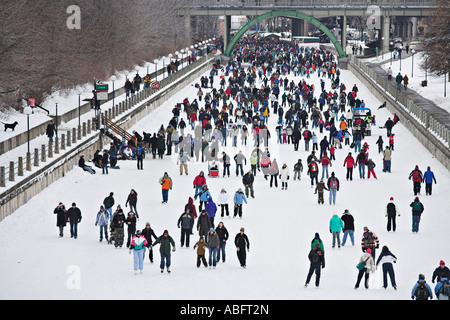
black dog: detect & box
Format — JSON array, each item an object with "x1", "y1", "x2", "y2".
[{"x1": 3, "y1": 121, "x2": 18, "y2": 131}]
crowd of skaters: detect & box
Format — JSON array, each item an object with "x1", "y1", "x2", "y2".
[{"x1": 64, "y1": 35, "x2": 445, "y2": 298}]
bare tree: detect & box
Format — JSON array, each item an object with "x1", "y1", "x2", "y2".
[{"x1": 419, "y1": 0, "x2": 450, "y2": 78}]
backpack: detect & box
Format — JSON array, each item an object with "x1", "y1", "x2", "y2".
[
  {"x1": 412, "y1": 170, "x2": 421, "y2": 180},
  {"x1": 330, "y1": 178, "x2": 338, "y2": 189},
  {"x1": 310, "y1": 162, "x2": 318, "y2": 172},
  {"x1": 414, "y1": 280, "x2": 430, "y2": 300},
  {"x1": 413, "y1": 201, "x2": 422, "y2": 212},
  {"x1": 441, "y1": 279, "x2": 450, "y2": 296},
  {"x1": 363, "y1": 231, "x2": 374, "y2": 246},
  {"x1": 310, "y1": 249, "x2": 322, "y2": 264}
]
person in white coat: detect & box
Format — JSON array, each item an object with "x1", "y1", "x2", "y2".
[
  {"x1": 217, "y1": 188, "x2": 229, "y2": 217},
  {"x1": 355, "y1": 248, "x2": 375, "y2": 289},
  {"x1": 279, "y1": 163, "x2": 289, "y2": 190}
]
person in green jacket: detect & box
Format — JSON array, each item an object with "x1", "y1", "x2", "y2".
[
  {"x1": 329, "y1": 214, "x2": 344, "y2": 248},
  {"x1": 152, "y1": 229, "x2": 176, "y2": 273},
  {"x1": 311, "y1": 233, "x2": 324, "y2": 252}
]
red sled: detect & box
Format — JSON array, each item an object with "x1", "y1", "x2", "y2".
[{"x1": 209, "y1": 169, "x2": 219, "y2": 177}]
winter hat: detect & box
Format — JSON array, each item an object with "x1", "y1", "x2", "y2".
[
  {"x1": 418, "y1": 274, "x2": 425, "y2": 280},
  {"x1": 440, "y1": 260, "x2": 446, "y2": 266},
  {"x1": 366, "y1": 249, "x2": 372, "y2": 254},
  {"x1": 146, "y1": 222, "x2": 150, "y2": 226},
  {"x1": 390, "y1": 197, "x2": 394, "y2": 201},
  {"x1": 315, "y1": 232, "x2": 320, "y2": 238},
  {"x1": 415, "y1": 197, "x2": 419, "y2": 200},
  {"x1": 240, "y1": 227, "x2": 245, "y2": 232},
  {"x1": 110, "y1": 192, "x2": 114, "y2": 196},
  {"x1": 72, "y1": 202, "x2": 76, "y2": 207},
  {"x1": 209, "y1": 228, "x2": 215, "y2": 232},
  {"x1": 100, "y1": 205, "x2": 104, "y2": 210}
]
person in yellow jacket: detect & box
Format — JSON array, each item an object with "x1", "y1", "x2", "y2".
[{"x1": 159, "y1": 172, "x2": 173, "y2": 204}]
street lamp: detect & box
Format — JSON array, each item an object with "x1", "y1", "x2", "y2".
[
  {"x1": 154, "y1": 59, "x2": 159, "y2": 81},
  {"x1": 390, "y1": 42, "x2": 393, "y2": 65},
  {"x1": 180, "y1": 49, "x2": 185, "y2": 68},
  {"x1": 411, "y1": 49, "x2": 415, "y2": 78},
  {"x1": 76, "y1": 88, "x2": 82, "y2": 126},
  {"x1": 23, "y1": 106, "x2": 32, "y2": 153},
  {"x1": 110, "y1": 75, "x2": 116, "y2": 108},
  {"x1": 399, "y1": 45, "x2": 403, "y2": 71}
]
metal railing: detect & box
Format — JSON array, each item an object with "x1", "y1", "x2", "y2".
[
  {"x1": 348, "y1": 54, "x2": 450, "y2": 148},
  {"x1": 189, "y1": 0, "x2": 435, "y2": 8}
]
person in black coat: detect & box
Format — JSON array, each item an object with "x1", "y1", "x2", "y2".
[
  {"x1": 125, "y1": 189, "x2": 138, "y2": 219},
  {"x1": 102, "y1": 150, "x2": 109, "y2": 174},
  {"x1": 341, "y1": 209, "x2": 355, "y2": 246},
  {"x1": 142, "y1": 222, "x2": 158, "y2": 263},
  {"x1": 54, "y1": 202, "x2": 67, "y2": 237},
  {"x1": 305, "y1": 242, "x2": 325, "y2": 288},
  {"x1": 46, "y1": 120, "x2": 57, "y2": 142},
  {"x1": 242, "y1": 171, "x2": 255, "y2": 198},
  {"x1": 125, "y1": 212, "x2": 137, "y2": 248},
  {"x1": 235, "y1": 227, "x2": 250, "y2": 268},
  {"x1": 66, "y1": 202, "x2": 82, "y2": 239}
]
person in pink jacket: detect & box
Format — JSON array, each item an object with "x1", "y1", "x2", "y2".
[
  {"x1": 129, "y1": 230, "x2": 148, "y2": 274},
  {"x1": 343, "y1": 152, "x2": 355, "y2": 181}
]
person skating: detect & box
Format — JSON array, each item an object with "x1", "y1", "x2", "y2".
[
  {"x1": 293, "y1": 159, "x2": 303, "y2": 181},
  {"x1": 242, "y1": 171, "x2": 255, "y2": 198},
  {"x1": 361, "y1": 226, "x2": 379, "y2": 260},
  {"x1": 159, "y1": 172, "x2": 173, "y2": 204},
  {"x1": 386, "y1": 197, "x2": 400, "y2": 232},
  {"x1": 355, "y1": 249, "x2": 375, "y2": 289},
  {"x1": 314, "y1": 178, "x2": 328, "y2": 205},
  {"x1": 152, "y1": 230, "x2": 176, "y2": 273},
  {"x1": 205, "y1": 197, "x2": 217, "y2": 228},
  {"x1": 304, "y1": 242, "x2": 325, "y2": 288},
  {"x1": 217, "y1": 188, "x2": 230, "y2": 217},
  {"x1": 67, "y1": 202, "x2": 82, "y2": 239},
  {"x1": 207, "y1": 227, "x2": 220, "y2": 268},
  {"x1": 142, "y1": 222, "x2": 157, "y2": 263},
  {"x1": 235, "y1": 227, "x2": 250, "y2": 268},
  {"x1": 311, "y1": 233, "x2": 325, "y2": 252},
  {"x1": 376, "y1": 246, "x2": 398, "y2": 290},
  {"x1": 341, "y1": 209, "x2": 355, "y2": 246},
  {"x1": 125, "y1": 189, "x2": 139, "y2": 219},
  {"x1": 195, "y1": 184, "x2": 212, "y2": 212},
  {"x1": 410, "y1": 196, "x2": 424, "y2": 233},
  {"x1": 177, "y1": 208, "x2": 194, "y2": 248},
  {"x1": 432, "y1": 260, "x2": 450, "y2": 284},
  {"x1": 95, "y1": 205, "x2": 109, "y2": 242},
  {"x1": 408, "y1": 165, "x2": 423, "y2": 196},
  {"x1": 411, "y1": 274, "x2": 433, "y2": 300},
  {"x1": 197, "y1": 210, "x2": 212, "y2": 243},
  {"x1": 423, "y1": 166, "x2": 437, "y2": 195},
  {"x1": 307, "y1": 160, "x2": 319, "y2": 188},
  {"x1": 215, "y1": 221, "x2": 229, "y2": 263},
  {"x1": 435, "y1": 274, "x2": 450, "y2": 300},
  {"x1": 326, "y1": 172, "x2": 340, "y2": 205},
  {"x1": 103, "y1": 192, "x2": 115, "y2": 220},
  {"x1": 129, "y1": 230, "x2": 148, "y2": 275},
  {"x1": 125, "y1": 211, "x2": 137, "y2": 248},
  {"x1": 193, "y1": 236, "x2": 208, "y2": 268},
  {"x1": 111, "y1": 209, "x2": 126, "y2": 247},
  {"x1": 54, "y1": 202, "x2": 67, "y2": 238},
  {"x1": 279, "y1": 163, "x2": 289, "y2": 190},
  {"x1": 233, "y1": 189, "x2": 247, "y2": 218},
  {"x1": 329, "y1": 213, "x2": 344, "y2": 248}
]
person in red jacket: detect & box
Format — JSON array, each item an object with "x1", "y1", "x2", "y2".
[
  {"x1": 343, "y1": 152, "x2": 355, "y2": 181},
  {"x1": 408, "y1": 165, "x2": 423, "y2": 196},
  {"x1": 193, "y1": 171, "x2": 207, "y2": 196},
  {"x1": 185, "y1": 197, "x2": 198, "y2": 235},
  {"x1": 319, "y1": 152, "x2": 332, "y2": 180}
]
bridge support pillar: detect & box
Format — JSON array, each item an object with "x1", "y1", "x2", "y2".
[
  {"x1": 292, "y1": 19, "x2": 308, "y2": 37},
  {"x1": 224, "y1": 15, "x2": 231, "y2": 54},
  {"x1": 184, "y1": 15, "x2": 192, "y2": 45},
  {"x1": 380, "y1": 14, "x2": 391, "y2": 55},
  {"x1": 340, "y1": 15, "x2": 347, "y2": 53}
]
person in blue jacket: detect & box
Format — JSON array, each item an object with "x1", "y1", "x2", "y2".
[
  {"x1": 195, "y1": 184, "x2": 212, "y2": 212},
  {"x1": 434, "y1": 274, "x2": 450, "y2": 300},
  {"x1": 233, "y1": 189, "x2": 248, "y2": 218},
  {"x1": 411, "y1": 274, "x2": 433, "y2": 300},
  {"x1": 95, "y1": 205, "x2": 109, "y2": 242},
  {"x1": 205, "y1": 197, "x2": 217, "y2": 228},
  {"x1": 422, "y1": 166, "x2": 437, "y2": 195}
]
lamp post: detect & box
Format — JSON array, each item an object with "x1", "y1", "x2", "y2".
[
  {"x1": 411, "y1": 49, "x2": 415, "y2": 78},
  {"x1": 399, "y1": 45, "x2": 403, "y2": 71},
  {"x1": 180, "y1": 49, "x2": 185, "y2": 68},
  {"x1": 23, "y1": 106, "x2": 32, "y2": 154},
  {"x1": 76, "y1": 89, "x2": 82, "y2": 126},
  {"x1": 390, "y1": 42, "x2": 393, "y2": 65},
  {"x1": 110, "y1": 75, "x2": 116, "y2": 108},
  {"x1": 154, "y1": 59, "x2": 159, "y2": 81}
]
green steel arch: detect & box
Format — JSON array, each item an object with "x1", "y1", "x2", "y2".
[{"x1": 224, "y1": 10, "x2": 346, "y2": 58}]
